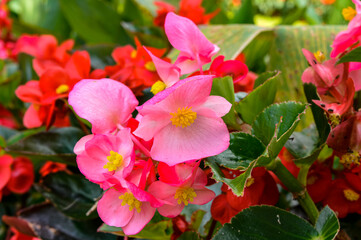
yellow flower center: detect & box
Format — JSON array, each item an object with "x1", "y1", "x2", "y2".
[
  {"x1": 150, "y1": 80, "x2": 166, "y2": 95},
  {"x1": 103, "y1": 151, "x2": 123, "y2": 172},
  {"x1": 174, "y1": 187, "x2": 197, "y2": 205},
  {"x1": 131, "y1": 50, "x2": 137, "y2": 59},
  {"x1": 246, "y1": 177, "x2": 255, "y2": 187},
  {"x1": 145, "y1": 61, "x2": 156, "y2": 72},
  {"x1": 307, "y1": 175, "x2": 318, "y2": 185},
  {"x1": 119, "y1": 192, "x2": 142, "y2": 213},
  {"x1": 56, "y1": 84, "x2": 69, "y2": 95},
  {"x1": 342, "y1": 7, "x2": 356, "y2": 21},
  {"x1": 328, "y1": 113, "x2": 341, "y2": 128},
  {"x1": 340, "y1": 151, "x2": 360, "y2": 169},
  {"x1": 313, "y1": 50, "x2": 325, "y2": 63},
  {"x1": 343, "y1": 189, "x2": 360, "y2": 201},
  {"x1": 170, "y1": 107, "x2": 197, "y2": 128}
]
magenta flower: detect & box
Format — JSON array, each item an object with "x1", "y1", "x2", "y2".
[
  {"x1": 133, "y1": 75, "x2": 231, "y2": 165},
  {"x1": 148, "y1": 162, "x2": 215, "y2": 217},
  {"x1": 68, "y1": 78, "x2": 138, "y2": 134},
  {"x1": 76, "y1": 128, "x2": 134, "y2": 187},
  {"x1": 97, "y1": 161, "x2": 162, "y2": 235},
  {"x1": 164, "y1": 12, "x2": 219, "y2": 74}
]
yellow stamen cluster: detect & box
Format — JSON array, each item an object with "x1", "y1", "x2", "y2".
[
  {"x1": 328, "y1": 113, "x2": 341, "y2": 128},
  {"x1": 174, "y1": 187, "x2": 197, "y2": 205},
  {"x1": 145, "y1": 61, "x2": 156, "y2": 72},
  {"x1": 103, "y1": 151, "x2": 123, "y2": 171},
  {"x1": 343, "y1": 189, "x2": 360, "y2": 201},
  {"x1": 119, "y1": 192, "x2": 142, "y2": 212},
  {"x1": 246, "y1": 177, "x2": 255, "y2": 187},
  {"x1": 131, "y1": 50, "x2": 137, "y2": 59},
  {"x1": 170, "y1": 107, "x2": 197, "y2": 128},
  {"x1": 307, "y1": 175, "x2": 318, "y2": 185},
  {"x1": 342, "y1": 7, "x2": 356, "y2": 21},
  {"x1": 56, "y1": 84, "x2": 69, "y2": 95},
  {"x1": 150, "y1": 80, "x2": 166, "y2": 95},
  {"x1": 313, "y1": 51, "x2": 326, "y2": 63},
  {"x1": 340, "y1": 151, "x2": 360, "y2": 168}
]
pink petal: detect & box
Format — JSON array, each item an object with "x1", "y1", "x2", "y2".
[
  {"x1": 97, "y1": 188, "x2": 133, "y2": 227},
  {"x1": 350, "y1": 68, "x2": 361, "y2": 91},
  {"x1": 147, "y1": 181, "x2": 178, "y2": 201},
  {"x1": 151, "y1": 115, "x2": 230, "y2": 165},
  {"x1": 164, "y1": 12, "x2": 219, "y2": 74},
  {"x1": 15, "y1": 81, "x2": 42, "y2": 104},
  {"x1": 157, "y1": 203, "x2": 184, "y2": 218},
  {"x1": 143, "y1": 47, "x2": 180, "y2": 87},
  {"x1": 197, "y1": 96, "x2": 232, "y2": 118},
  {"x1": 0, "y1": 155, "x2": 13, "y2": 189},
  {"x1": 192, "y1": 188, "x2": 215, "y2": 205},
  {"x1": 121, "y1": 201, "x2": 155, "y2": 235},
  {"x1": 68, "y1": 79, "x2": 138, "y2": 134},
  {"x1": 23, "y1": 104, "x2": 43, "y2": 129},
  {"x1": 73, "y1": 134, "x2": 94, "y2": 155}
]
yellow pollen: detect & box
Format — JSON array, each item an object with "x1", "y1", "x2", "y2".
[
  {"x1": 313, "y1": 51, "x2": 326, "y2": 63},
  {"x1": 342, "y1": 7, "x2": 356, "y2": 21},
  {"x1": 150, "y1": 80, "x2": 166, "y2": 95},
  {"x1": 343, "y1": 189, "x2": 360, "y2": 201},
  {"x1": 170, "y1": 107, "x2": 197, "y2": 128},
  {"x1": 56, "y1": 84, "x2": 69, "y2": 95},
  {"x1": 246, "y1": 177, "x2": 255, "y2": 187},
  {"x1": 131, "y1": 50, "x2": 137, "y2": 59},
  {"x1": 340, "y1": 151, "x2": 360, "y2": 169},
  {"x1": 103, "y1": 151, "x2": 123, "y2": 172},
  {"x1": 145, "y1": 61, "x2": 156, "y2": 72},
  {"x1": 328, "y1": 113, "x2": 341, "y2": 128},
  {"x1": 174, "y1": 187, "x2": 197, "y2": 205},
  {"x1": 119, "y1": 192, "x2": 142, "y2": 212},
  {"x1": 307, "y1": 175, "x2": 318, "y2": 185}
]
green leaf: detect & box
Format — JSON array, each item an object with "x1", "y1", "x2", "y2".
[
  {"x1": 231, "y1": 0, "x2": 255, "y2": 24},
  {"x1": 59, "y1": 0, "x2": 132, "y2": 44},
  {"x1": 208, "y1": 132, "x2": 265, "y2": 170},
  {"x1": 253, "y1": 70, "x2": 279, "y2": 89},
  {"x1": 210, "y1": 76, "x2": 239, "y2": 129},
  {"x1": 98, "y1": 220, "x2": 173, "y2": 240},
  {"x1": 0, "y1": 126, "x2": 19, "y2": 142},
  {"x1": 5, "y1": 127, "x2": 84, "y2": 165},
  {"x1": 315, "y1": 206, "x2": 340, "y2": 240},
  {"x1": 286, "y1": 84, "x2": 330, "y2": 166},
  {"x1": 213, "y1": 205, "x2": 339, "y2": 240},
  {"x1": 235, "y1": 71, "x2": 279, "y2": 124},
  {"x1": 4, "y1": 203, "x2": 116, "y2": 240},
  {"x1": 252, "y1": 102, "x2": 307, "y2": 164},
  {"x1": 35, "y1": 172, "x2": 102, "y2": 220},
  {"x1": 338, "y1": 46, "x2": 361, "y2": 64},
  {"x1": 178, "y1": 231, "x2": 201, "y2": 240}
]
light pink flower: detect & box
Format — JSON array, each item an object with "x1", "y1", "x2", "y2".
[
  {"x1": 133, "y1": 75, "x2": 231, "y2": 165},
  {"x1": 76, "y1": 128, "x2": 134, "y2": 187},
  {"x1": 97, "y1": 160, "x2": 162, "y2": 235},
  {"x1": 68, "y1": 79, "x2": 138, "y2": 134},
  {"x1": 148, "y1": 162, "x2": 215, "y2": 217},
  {"x1": 164, "y1": 12, "x2": 219, "y2": 74},
  {"x1": 144, "y1": 47, "x2": 181, "y2": 94}
]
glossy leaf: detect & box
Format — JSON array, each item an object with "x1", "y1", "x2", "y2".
[
  {"x1": 5, "y1": 127, "x2": 84, "y2": 165},
  {"x1": 213, "y1": 205, "x2": 339, "y2": 240},
  {"x1": 252, "y1": 102, "x2": 307, "y2": 164},
  {"x1": 4, "y1": 203, "x2": 116, "y2": 240},
  {"x1": 35, "y1": 172, "x2": 102, "y2": 220},
  {"x1": 208, "y1": 132, "x2": 265, "y2": 170},
  {"x1": 235, "y1": 71, "x2": 279, "y2": 124},
  {"x1": 338, "y1": 46, "x2": 361, "y2": 64},
  {"x1": 59, "y1": 0, "x2": 132, "y2": 44}
]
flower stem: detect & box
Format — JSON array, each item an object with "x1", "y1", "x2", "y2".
[{"x1": 268, "y1": 159, "x2": 319, "y2": 224}]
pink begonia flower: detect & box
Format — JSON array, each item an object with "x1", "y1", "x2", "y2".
[
  {"x1": 76, "y1": 128, "x2": 134, "y2": 187},
  {"x1": 133, "y1": 75, "x2": 231, "y2": 165},
  {"x1": 148, "y1": 162, "x2": 215, "y2": 217},
  {"x1": 97, "y1": 160, "x2": 162, "y2": 235},
  {"x1": 68, "y1": 79, "x2": 138, "y2": 134},
  {"x1": 301, "y1": 49, "x2": 344, "y2": 95},
  {"x1": 164, "y1": 12, "x2": 219, "y2": 74},
  {"x1": 144, "y1": 47, "x2": 181, "y2": 95}
]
